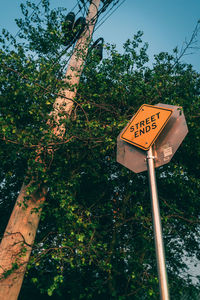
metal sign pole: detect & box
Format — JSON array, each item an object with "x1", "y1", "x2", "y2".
[{"x1": 146, "y1": 146, "x2": 170, "y2": 300}]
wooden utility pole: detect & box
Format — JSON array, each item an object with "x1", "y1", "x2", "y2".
[{"x1": 0, "y1": 1, "x2": 101, "y2": 299}]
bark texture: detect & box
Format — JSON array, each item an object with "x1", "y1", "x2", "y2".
[{"x1": 0, "y1": 184, "x2": 46, "y2": 300}]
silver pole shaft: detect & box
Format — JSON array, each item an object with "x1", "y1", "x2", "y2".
[{"x1": 146, "y1": 147, "x2": 170, "y2": 300}]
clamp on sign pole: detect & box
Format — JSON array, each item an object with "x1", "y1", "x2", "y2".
[{"x1": 146, "y1": 146, "x2": 170, "y2": 300}]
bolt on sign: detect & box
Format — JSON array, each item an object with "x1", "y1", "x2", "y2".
[{"x1": 120, "y1": 104, "x2": 173, "y2": 151}]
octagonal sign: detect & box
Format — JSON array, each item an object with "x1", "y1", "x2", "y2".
[{"x1": 117, "y1": 103, "x2": 188, "y2": 173}]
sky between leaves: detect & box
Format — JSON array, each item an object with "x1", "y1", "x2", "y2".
[{"x1": 0, "y1": 0, "x2": 200, "y2": 70}]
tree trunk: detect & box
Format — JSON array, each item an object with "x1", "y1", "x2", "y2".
[
  {"x1": 0, "y1": 1, "x2": 100, "y2": 299},
  {"x1": 0, "y1": 184, "x2": 46, "y2": 300}
]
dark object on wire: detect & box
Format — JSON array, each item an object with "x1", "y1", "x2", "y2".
[
  {"x1": 62, "y1": 12, "x2": 76, "y2": 45},
  {"x1": 62, "y1": 13, "x2": 86, "y2": 46},
  {"x1": 73, "y1": 17, "x2": 87, "y2": 41},
  {"x1": 91, "y1": 37, "x2": 104, "y2": 61}
]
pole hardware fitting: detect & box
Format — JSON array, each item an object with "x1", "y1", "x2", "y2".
[{"x1": 145, "y1": 155, "x2": 156, "y2": 161}]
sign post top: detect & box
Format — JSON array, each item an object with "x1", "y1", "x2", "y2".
[{"x1": 120, "y1": 104, "x2": 173, "y2": 151}]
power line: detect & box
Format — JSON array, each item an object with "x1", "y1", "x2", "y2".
[
  {"x1": 95, "y1": 0, "x2": 119, "y2": 26},
  {"x1": 77, "y1": 0, "x2": 87, "y2": 17},
  {"x1": 3, "y1": 0, "x2": 126, "y2": 74},
  {"x1": 63, "y1": 0, "x2": 126, "y2": 69},
  {"x1": 0, "y1": 0, "x2": 127, "y2": 117},
  {"x1": 34, "y1": 0, "x2": 126, "y2": 73},
  {"x1": 95, "y1": 0, "x2": 126, "y2": 32}
]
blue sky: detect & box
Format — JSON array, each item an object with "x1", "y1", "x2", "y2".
[{"x1": 0, "y1": 0, "x2": 200, "y2": 71}]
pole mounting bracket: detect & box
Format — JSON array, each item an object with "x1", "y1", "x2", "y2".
[{"x1": 145, "y1": 155, "x2": 156, "y2": 161}]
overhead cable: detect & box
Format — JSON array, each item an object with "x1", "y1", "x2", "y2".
[{"x1": 95, "y1": 0, "x2": 126, "y2": 32}]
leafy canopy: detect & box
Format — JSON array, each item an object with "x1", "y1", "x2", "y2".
[{"x1": 0, "y1": 1, "x2": 200, "y2": 299}]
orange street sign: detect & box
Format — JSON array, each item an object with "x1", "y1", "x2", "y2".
[{"x1": 120, "y1": 104, "x2": 173, "y2": 151}]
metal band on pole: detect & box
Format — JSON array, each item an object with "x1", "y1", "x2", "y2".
[{"x1": 146, "y1": 146, "x2": 170, "y2": 300}]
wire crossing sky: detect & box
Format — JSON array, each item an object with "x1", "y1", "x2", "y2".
[{"x1": 0, "y1": 0, "x2": 200, "y2": 71}]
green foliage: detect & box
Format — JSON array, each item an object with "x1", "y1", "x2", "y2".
[
  {"x1": 2, "y1": 262, "x2": 19, "y2": 279},
  {"x1": 0, "y1": 1, "x2": 200, "y2": 299}
]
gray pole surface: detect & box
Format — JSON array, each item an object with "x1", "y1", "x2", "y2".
[{"x1": 146, "y1": 147, "x2": 170, "y2": 300}]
